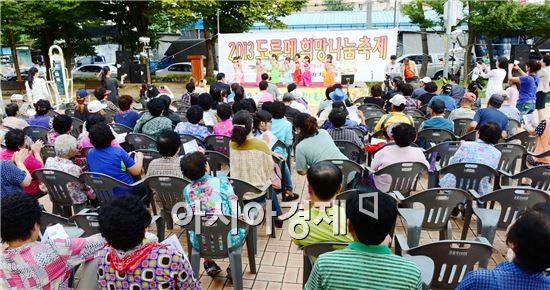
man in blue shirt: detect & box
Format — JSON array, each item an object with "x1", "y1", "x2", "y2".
[
  {"x1": 428, "y1": 84, "x2": 456, "y2": 110},
  {"x1": 456, "y1": 207, "x2": 550, "y2": 290},
  {"x1": 450, "y1": 75, "x2": 466, "y2": 102},
  {"x1": 412, "y1": 76, "x2": 431, "y2": 99},
  {"x1": 467, "y1": 94, "x2": 509, "y2": 139},
  {"x1": 421, "y1": 99, "x2": 454, "y2": 132}
]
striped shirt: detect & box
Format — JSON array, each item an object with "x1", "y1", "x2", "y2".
[
  {"x1": 327, "y1": 127, "x2": 364, "y2": 148},
  {"x1": 305, "y1": 242, "x2": 422, "y2": 290}
]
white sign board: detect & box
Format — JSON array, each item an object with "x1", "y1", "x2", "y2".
[{"x1": 218, "y1": 29, "x2": 398, "y2": 83}]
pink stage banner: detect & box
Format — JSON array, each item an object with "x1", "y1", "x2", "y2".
[{"x1": 218, "y1": 29, "x2": 398, "y2": 84}]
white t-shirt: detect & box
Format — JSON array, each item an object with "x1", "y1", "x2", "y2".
[
  {"x1": 537, "y1": 66, "x2": 550, "y2": 93},
  {"x1": 480, "y1": 68, "x2": 506, "y2": 98},
  {"x1": 25, "y1": 77, "x2": 50, "y2": 103},
  {"x1": 384, "y1": 62, "x2": 401, "y2": 78},
  {"x1": 471, "y1": 67, "x2": 480, "y2": 81}
]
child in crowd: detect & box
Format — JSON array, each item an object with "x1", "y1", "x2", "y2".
[
  {"x1": 213, "y1": 103, "x2": 233, "y2": 137},
  {"x1": 174, "y1": 105, "x2": 210, "y2": 140}
]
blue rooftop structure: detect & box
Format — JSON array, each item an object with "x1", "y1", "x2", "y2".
[{"x1": 250, "y1": 10, "x2": 445, "y2": 31}]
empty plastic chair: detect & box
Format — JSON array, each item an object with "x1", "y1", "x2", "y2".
[
  {"x1": 504, "y1": 165, "x2": 550, "y2": 191},
  {"x1": 391, "y1": 188, "x2": 471, "y2": 247},
  {"x1": 424, "y1": 141, "x2": 462, "y2": 187},
  {"x1": 325, "y1": 159, "x2": 364, "y2": 191},
  {"x1": 23, "y1": 125, "x2": 49, "y2": 142},
  {"x1": 334, "y1": 140, "x2": 365, "y2": 164},
  {"x1": 143, "y1": 175, "x2": 190, "y2": 230},
  {"x1": 125, "y1": 133, "x2": 156, "y2": 150},
  {"x1": 204, "y1": 134, "x2": 231, "y2": 157},
  {"x1": 417, "y1": 128, "x2": 455, "y2": 149},
  {"x1": 110, "y1": 123, "x2": 133, "y2": 134},
  {"x1": 33, "y1": 169, "x2": 87, "y2": 218},
  {"x1": 367, "y1": 161, "x2": 427, "y2": 197},
  {"x1": 134, "y1": 149, "x2": 161, "y2": 174},
  {"x1": 395, "y1": 235, "x2": 493, "y2": 289},
  {"x1": 40, "y1": 145, "x2": 57, "y2": 161},
  {"x1": 204, "y1": 150, "x2": 230, "y2": 177},
  {"x1": 453, "y1": 118, "x2": 473, "y2": 137}
]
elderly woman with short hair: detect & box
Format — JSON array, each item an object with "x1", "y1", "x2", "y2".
[{"x1": 44, "y1": 134, "x2": 95, "y2": 209}]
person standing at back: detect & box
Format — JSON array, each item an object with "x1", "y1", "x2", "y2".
[
  {"x1": 384, "y1": 55, "x2": 401, "y2": 79},
  {"x1": 305, "y1": 192, "x2": 422, "y2": 290},
  {"x1": 477, "y1": 56, "x2": 508, "y2": 99},
  {"x1": 25, "y1": 67, "x2": 50, "y2": 103},
  {"x1": 402, "y1": 58, "x2": 417, "y2": 83},
  {"x1": 508, "y1": 59, "x2": 541, "y2": 114},
  {"x1": 536, "y1": 55, "x2": 550, "y2": 121},
  {"x1": 210, "y1": 72, "x2": 231, "y2": 96},
  {"x1": 97, "y1": 65, "x2": 126, "y2": 104}
]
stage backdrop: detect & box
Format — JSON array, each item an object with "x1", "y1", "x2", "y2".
[{"x1": 218, "y1": 29, "x2": 398, "y2": 84}]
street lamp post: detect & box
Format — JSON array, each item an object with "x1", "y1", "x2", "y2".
[{"x1": 139, "y1": 36, "x2": 151, "y2": 84}]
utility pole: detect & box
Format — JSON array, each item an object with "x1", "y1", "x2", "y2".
[
  {"x1": 442, "y1": 0, "x2": 452, "y2": 79},
  {"x1": 393, "y1": 0, "x2": 398, "y2": 28},
  {"x1": 366, "y1": 0, "x2": 373, "y2": 29}
]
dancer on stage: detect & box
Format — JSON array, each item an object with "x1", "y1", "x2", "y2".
[
  {"x1": 282, "y1": 57, "x2": 293, "y2": 85},
  {"x1": 293, "y1": 53, "x2": 302, "y2": 84},
  {"x1": 270, "y1": 54, "x2": 281, "y2": 84},
  {"x1": 233, "y1": 56, "x2": 244, "y2": 84},
  {"x1": 302, "y1": 56, "x2": 312, "y2": 87},
  {"x1": 323, "y1": 54, "x2": 335, "y2": 87},
  {"x1": 256, "y1": 58, "x2": 264, "y2": 85}
]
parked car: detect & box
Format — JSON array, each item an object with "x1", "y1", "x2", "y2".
[
  {"x1": 5, "y1": 68, "x2": 29, "y2": 81},
  {"x1": 75, "y1": 55, "x2": 106, "y2": 67},
  {"x1": 154, "y1": 62, "x2": 192, "y2": 77},
  {"x1": 0, "y1": 55, "x2": 12, "y2": 64},
  {"x1": 72, "y1": 64, "x2": 117, "y2": 78},
  {"x1": 397, "y1": 53, "x2": 462, "y2": 80}
]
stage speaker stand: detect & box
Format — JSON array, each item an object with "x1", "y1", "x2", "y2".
[
  {"x1": 510, "y1": 44, "x2": 531, "y2": 71},
  {"x1": 129, "y1": 64, "x2": 147, "y2": 84},
  {"x1": 115, "y1": 51, "x2": 132, "y2": 81}
]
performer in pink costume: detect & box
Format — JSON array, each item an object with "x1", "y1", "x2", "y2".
[{"x1": 302, "y1": 56, "x2": 312, "y2": 87}]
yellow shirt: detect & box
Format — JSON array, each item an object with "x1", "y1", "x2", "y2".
[
  {"x1": 289, "y1": 204, "x2": 353, "y2": 247},
  {"x1": 373, "y1": 112, "x2": 414, "y2": 132}
]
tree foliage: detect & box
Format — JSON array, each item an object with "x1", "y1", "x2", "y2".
[{"x1": 323, "y1": 0, "x2": 353, "y2": 11}]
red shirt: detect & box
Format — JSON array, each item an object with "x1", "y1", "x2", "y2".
[
  {"x1": 404, "y1": 63, "x2": 415, "y2": 79},
  {"x1": 0, "y1": 149, "x2": 43, "y2": 195}
]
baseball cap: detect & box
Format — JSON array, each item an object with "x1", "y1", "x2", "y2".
[
  {"x1": 462, "y1": 92, "x2": 477, "y2": 102},
  {"x1": 10, "y1": 94, "x2": 25, "y2": 102},
  {"x1": 389, "y1": 94, "x2": 407, "y2": 106},
  {"x1": 420, "y1": 77, "x2": 432, "y2": 84},
  {"x1": 329, "y1": 88, "x2": 346, "y2": 102},
  {"x1": 442, "y1": 84, "x2": 452, "y2": 94},
  {"x1": 489, "y1": 93, "x2": 504, "y2": 107},
  {"x1": 76, "y1": 89, "x2": 90, "y2": 98},
  {"x1": 87, "y1": 100, "x2": 108, "y2": 113}
]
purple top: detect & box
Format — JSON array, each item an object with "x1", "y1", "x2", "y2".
[{"x1": 28, "y1": 115, "x2": 51, "y2": 128}]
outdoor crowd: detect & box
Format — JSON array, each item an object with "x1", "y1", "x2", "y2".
[{"x1": 0, "y1": 53, "x2": 549, "y2": 290}]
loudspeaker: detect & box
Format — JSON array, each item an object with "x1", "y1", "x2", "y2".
[
  {"x1": 510, "y1": 44, "x2": 531, "y2": 69},
  {"x1": 115, "y1": 51, "x2": 132, "y2": 80},
  {"x1": 129, "y1": 64, "x2": 147, "y2": 83}
]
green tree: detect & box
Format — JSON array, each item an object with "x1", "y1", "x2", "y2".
[
  {"x1": 0, "y1": 1, "x2": 43, "y2": 80},
  {"x1": 323, "y1": 0, "x2": 353, "y2": 11},
  {"x1": 164, "y1": 0, "x2": 306, "y2": 77},
  {"x1": 401, "y1": 0, "x2": 444, "y2": 78}
]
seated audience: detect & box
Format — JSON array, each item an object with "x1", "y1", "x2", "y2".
[
  {"x1": 402, "y1": 83, "x2": 419, "y2": 111},
  {"x1": 456, "y1": 208, "x2": 550, "y2": 289},
  {"x1": 261, "y1": 72, "x2": 281, "y2": 100},
  {"x1": 440, "y1": 122, "x2": 502, "y2": 196},
  {"x1": 421, "y1": 99, "x2": 454, "y2": 132},
  {"x1": 79, "y1": 115, "x2": 120, "y2": 149},
  {"x1": 73, "y1": 89, "x2": 89, "y2": 121},
  {"x1": 305, "y1": 192, "x2": 422, "y2": 289},
  {"x1": 10, "y1": 94, "x2": 30, "y2": 120},
  {"x1": 182, "y1": 81, "x2": 198, "y2": 105},
  {"x1": 428, "y1": 84, "x2": 456, "y2": 110},
  {"x1": 198, "y1": 93, "x2": 217, "y2": 126},
  {"x1": 159, "y1": 94, "x2": 181, "y2": 127},
  {"x1": 255, "y1": 80, "x2": 275, "y2": 107},
  {"x1": 318, "y1": 86, "x2": 335, "y2": 114},
  {"x1": 0, "y1": 193, "x2": 105, "y2": 289},
  {"x1": 374, "y1": 94, "x2": 414, "y2": 133},
  {"x1": 317, "y1": 88, "x2": 347, "y2": 126},
  {"x1": 527, "y1": 116, "x2": 550, "y2": 165},
  {"x1": 282, "y1": 93, "x2": 302, "y2": 120},
  {"x1": 0, "y1": 151, "x2": 31, "y2": 195},
  {"x1": 28, "y1": 99, "x2": 52, "y2": 128},
  {"x1": 449, "y1": 92, "x2": 477, "y2": 121},
  {"x1": 289, "y1": 161, "x2": 353, "y2": 247},
  {"x1": 47, "y1": 114, "x2": 73, "y2": 145},
  {"x1": 145, "y1": 131, "x2": 183, "y2": 178},
  {"x1": 327, "y1": 109, "x2": 363, "y2": 148},
  {"x1": 450, "y1": 75, "x2": 466, "y2": 101},
  {"x1": 114, "y1": 94, "x2": 140, "y2": 129},
  {"x1": 412, "y1": 77, "x2": 431, "y2": 99},
  {"x1": 181, "y1": 151, "x2": 245, "y2": 276},
  {"x1": 3, "y1": 103, "x2": 29, "y2": 130},
  {"x1": 499, "y1": 92, "x2": 521, "y2": 122},
  {"x1": 133, "y1": 97, "x2": 173, "y2": 140},
  {"x1": 232, "y1": 98, "x2": 258, "y2": 114},
  {"x1": 363, "y1": 84, "x2": 386, "y2": 108},
  {"x1": 371, "y1": 124, "x2": 428, "y2": 192},
  {"x1": 97, "y1": 195, "x2": 199, "y2": 289},
  {"x1": 0, "y1": 129, "x2": 43, "y2": 196},
  {"x1": 44, "y1": 135, "x2": 95, "y2": 208},
  {"x1": 321, "y1": 101, "x2": 365, "y2": 130},
  {"x1": 294, "y1": 113, "x2": 347, "y2": 175},
  {"x1": 213, "y1": 103, "x2": 233, "y2": 136},
  {"x1": 229, "y1": 110, "x2": 283, "y2": 225},
  {"x1": 87, "y1": 123, "x2": 145, "y2": 198},
  {"x1": 174, "y1": 105, "x2": 210, "y2": 140},
  {"x1": 94, "y1": 87, "x2": 119, "y2": 112},
  {"x1": 287, "y1": 83, "x2": 308, "y2": 112},
  {"x1": 505, "y1": 78, "x2": 520, "y2": 107},
  {"x1": 468, "y1": 94, "x2": 509, "y2": 139},
  {"x1": 418, "y1": 81, "x2": 438, "y2": 109}
]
